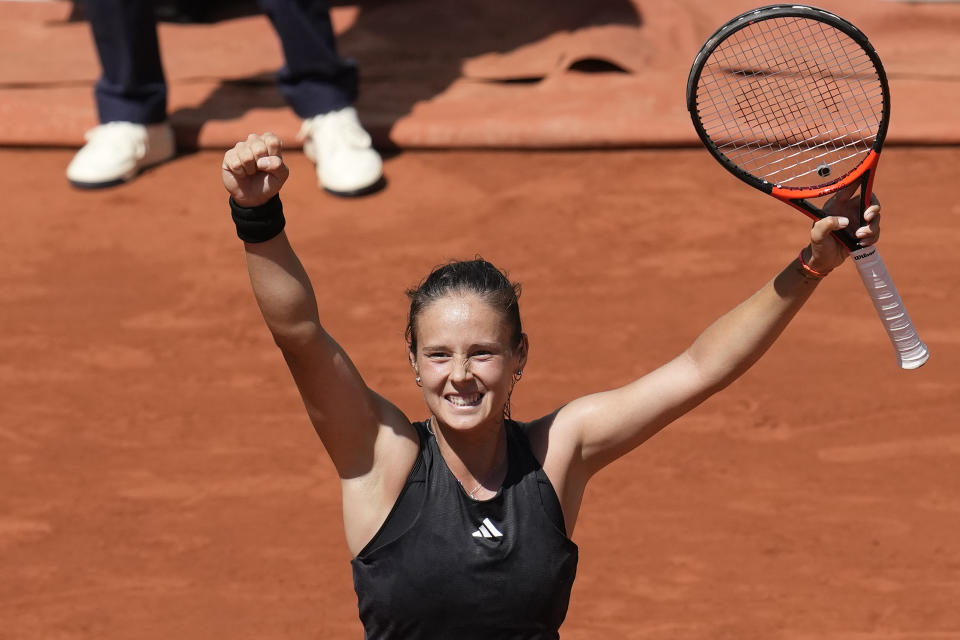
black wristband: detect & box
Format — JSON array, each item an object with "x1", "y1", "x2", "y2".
[{"x1": 230, "y1": 194, "x2": 285, "y2": 243}]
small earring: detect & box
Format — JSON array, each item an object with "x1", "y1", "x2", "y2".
[
  {"x1": 514, "y1": 370, "x2": 523, "y2": 381},
  {"x1": 415, "y1": 376, "x2": 422, "y2": 387}
]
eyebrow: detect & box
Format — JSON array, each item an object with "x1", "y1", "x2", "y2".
[{"x1": 420, "y1": 342, "x2": 505, "y2": 352}]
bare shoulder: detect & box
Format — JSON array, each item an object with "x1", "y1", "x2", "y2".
[
  {"x1": 341, "y1": 394, "x2": 421, "y2": 555},
  {"x1": 520, "y1": 411, "x2": 559, "y2": 466},
  {"x1": 521, "y1": 408, "x2": 591, "y2": 535},
  {"x1": 369, "y1": 392, "x2": 421, "y2": 482},
  {"x1": 523, "y1": 398, "x2": 598, "y2": 459}
]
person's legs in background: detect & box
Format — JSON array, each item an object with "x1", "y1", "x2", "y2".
[
  {"x1": 259, "y1": 0, "x2": 383, "y2": 196},
  {"x1": 67, "y1": 0, "x2": 176, "y2": 188}
]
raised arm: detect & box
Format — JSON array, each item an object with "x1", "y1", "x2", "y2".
[
  {"x1": 222, "y1": 134, "x2": 417, "y2": 505},
  {"x1": 542, "y1": 186, "x2": 880, "y2": 480}
]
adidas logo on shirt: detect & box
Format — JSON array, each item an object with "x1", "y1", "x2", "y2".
[{"x1": 472, "y1": 518, "x2": 503, "y2": 539}]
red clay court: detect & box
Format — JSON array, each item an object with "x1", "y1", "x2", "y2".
[{"x1": 2, "y1": 2, "x2": 959, "y2": 638}]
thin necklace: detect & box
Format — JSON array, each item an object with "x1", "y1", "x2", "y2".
[
  {"x1": 458, "y1": 457, "x2": 504, "y2": 500},
  {"x1": 461, "y1": 480, "x2": 485, "y2": 499},
  {"x1": 429, "y1": 417, "x2": 505, "y2": 500}
]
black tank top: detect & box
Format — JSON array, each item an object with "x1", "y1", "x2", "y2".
[{"x1": 351, "y1": 419, "x2": 579, "y2": 639}]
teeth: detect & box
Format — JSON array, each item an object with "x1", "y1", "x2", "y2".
[{"x1": 447, "y1": 393, "x2": 481, "y2": 407}]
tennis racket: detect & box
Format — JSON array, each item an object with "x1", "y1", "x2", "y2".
[{"x1": 686, "y1": 4, "x2": 929, "y2": 369}]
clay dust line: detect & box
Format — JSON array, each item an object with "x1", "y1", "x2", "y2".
[
  {"x1": 785, "y1": 631, "x2": 960, "y2": 640},
  {"x1": 818, "y1": 435, "x2": 960, "y2": 463},
  {"x1": 0, "y1": 80, "x2": 93, "y2": 89},
  {"x1": 0, "y1": 426, "x2": 35, "y2": 446},
  {"x1": 887, "y1": 71, "x2": 960, "y2": 83},
  {"x1": 0, "y1": 583, "x2": 189, "y2": 610}
]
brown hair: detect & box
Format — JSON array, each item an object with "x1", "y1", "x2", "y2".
[{"x1": 405, "y1": 258, "x2": 523, "y2": 355}]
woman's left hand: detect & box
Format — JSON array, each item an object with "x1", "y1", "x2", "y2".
[{"x1": 804, "y1": 183, "x2": 882, "y2": 274}]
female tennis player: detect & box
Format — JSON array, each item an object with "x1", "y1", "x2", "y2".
[{"x1": 222, "y1": 132, "x2": 881, "y2": 639}]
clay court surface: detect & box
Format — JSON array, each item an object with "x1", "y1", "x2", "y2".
[
  {"x1": 3, "y1": 145, "x2": 959, "y2": 639},
  {"x1": 3, "y1": 1, "x2": 960, "y2": 638}
]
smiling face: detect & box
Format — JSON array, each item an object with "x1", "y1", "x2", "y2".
[{"x1": 410, "y1": 292, "x2": 527, "y2": 433}]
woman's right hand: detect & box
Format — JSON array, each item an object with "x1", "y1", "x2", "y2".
[
  {"x1": 805, "y1": 183, "x2": 881, "y2": 275},
  {"x1": 221, "y1": 132, "x2": 289, "y2": 207}
]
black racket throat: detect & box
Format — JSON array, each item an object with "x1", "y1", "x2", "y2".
[{"x1": 786, "y1": 179, "x2": 871, "y2": 253}]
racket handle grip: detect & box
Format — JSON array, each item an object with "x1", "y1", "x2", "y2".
[{"x1": 851, "y1": 246, "x2": 929, "y2": 369}]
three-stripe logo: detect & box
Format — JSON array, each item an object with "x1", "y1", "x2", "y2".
[{"x1": 471, "y1": 518, "x2": 503, "y2": 539}]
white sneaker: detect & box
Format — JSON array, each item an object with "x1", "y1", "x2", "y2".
[
  {"x1": 66, "y1": 121, "x2": 176, "y2": 189},
  {"x1": 299, "y1": 107, "x2": 383, "y2": 197}
]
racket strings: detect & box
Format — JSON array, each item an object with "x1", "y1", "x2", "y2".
[
  {"x1": 704, "y1": 20, "x2": 878, "y2": 145},
  {"x1": 712, "y1": 24, "x2": 876, "y2": 170},
  {"x1": 695, "y1": 16, "x2": 885, "y2": 188},
  {"x1": 702, "y1": 21, "x2": 878, "y2": 182}
]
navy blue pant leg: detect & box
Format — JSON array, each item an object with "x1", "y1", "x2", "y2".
[
  {"x1": 257, "y1": 0, "x2": 358, "y2": 118},
  {"x1": 86, "y1": 0, "x2": 167, "y2": 124}
]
